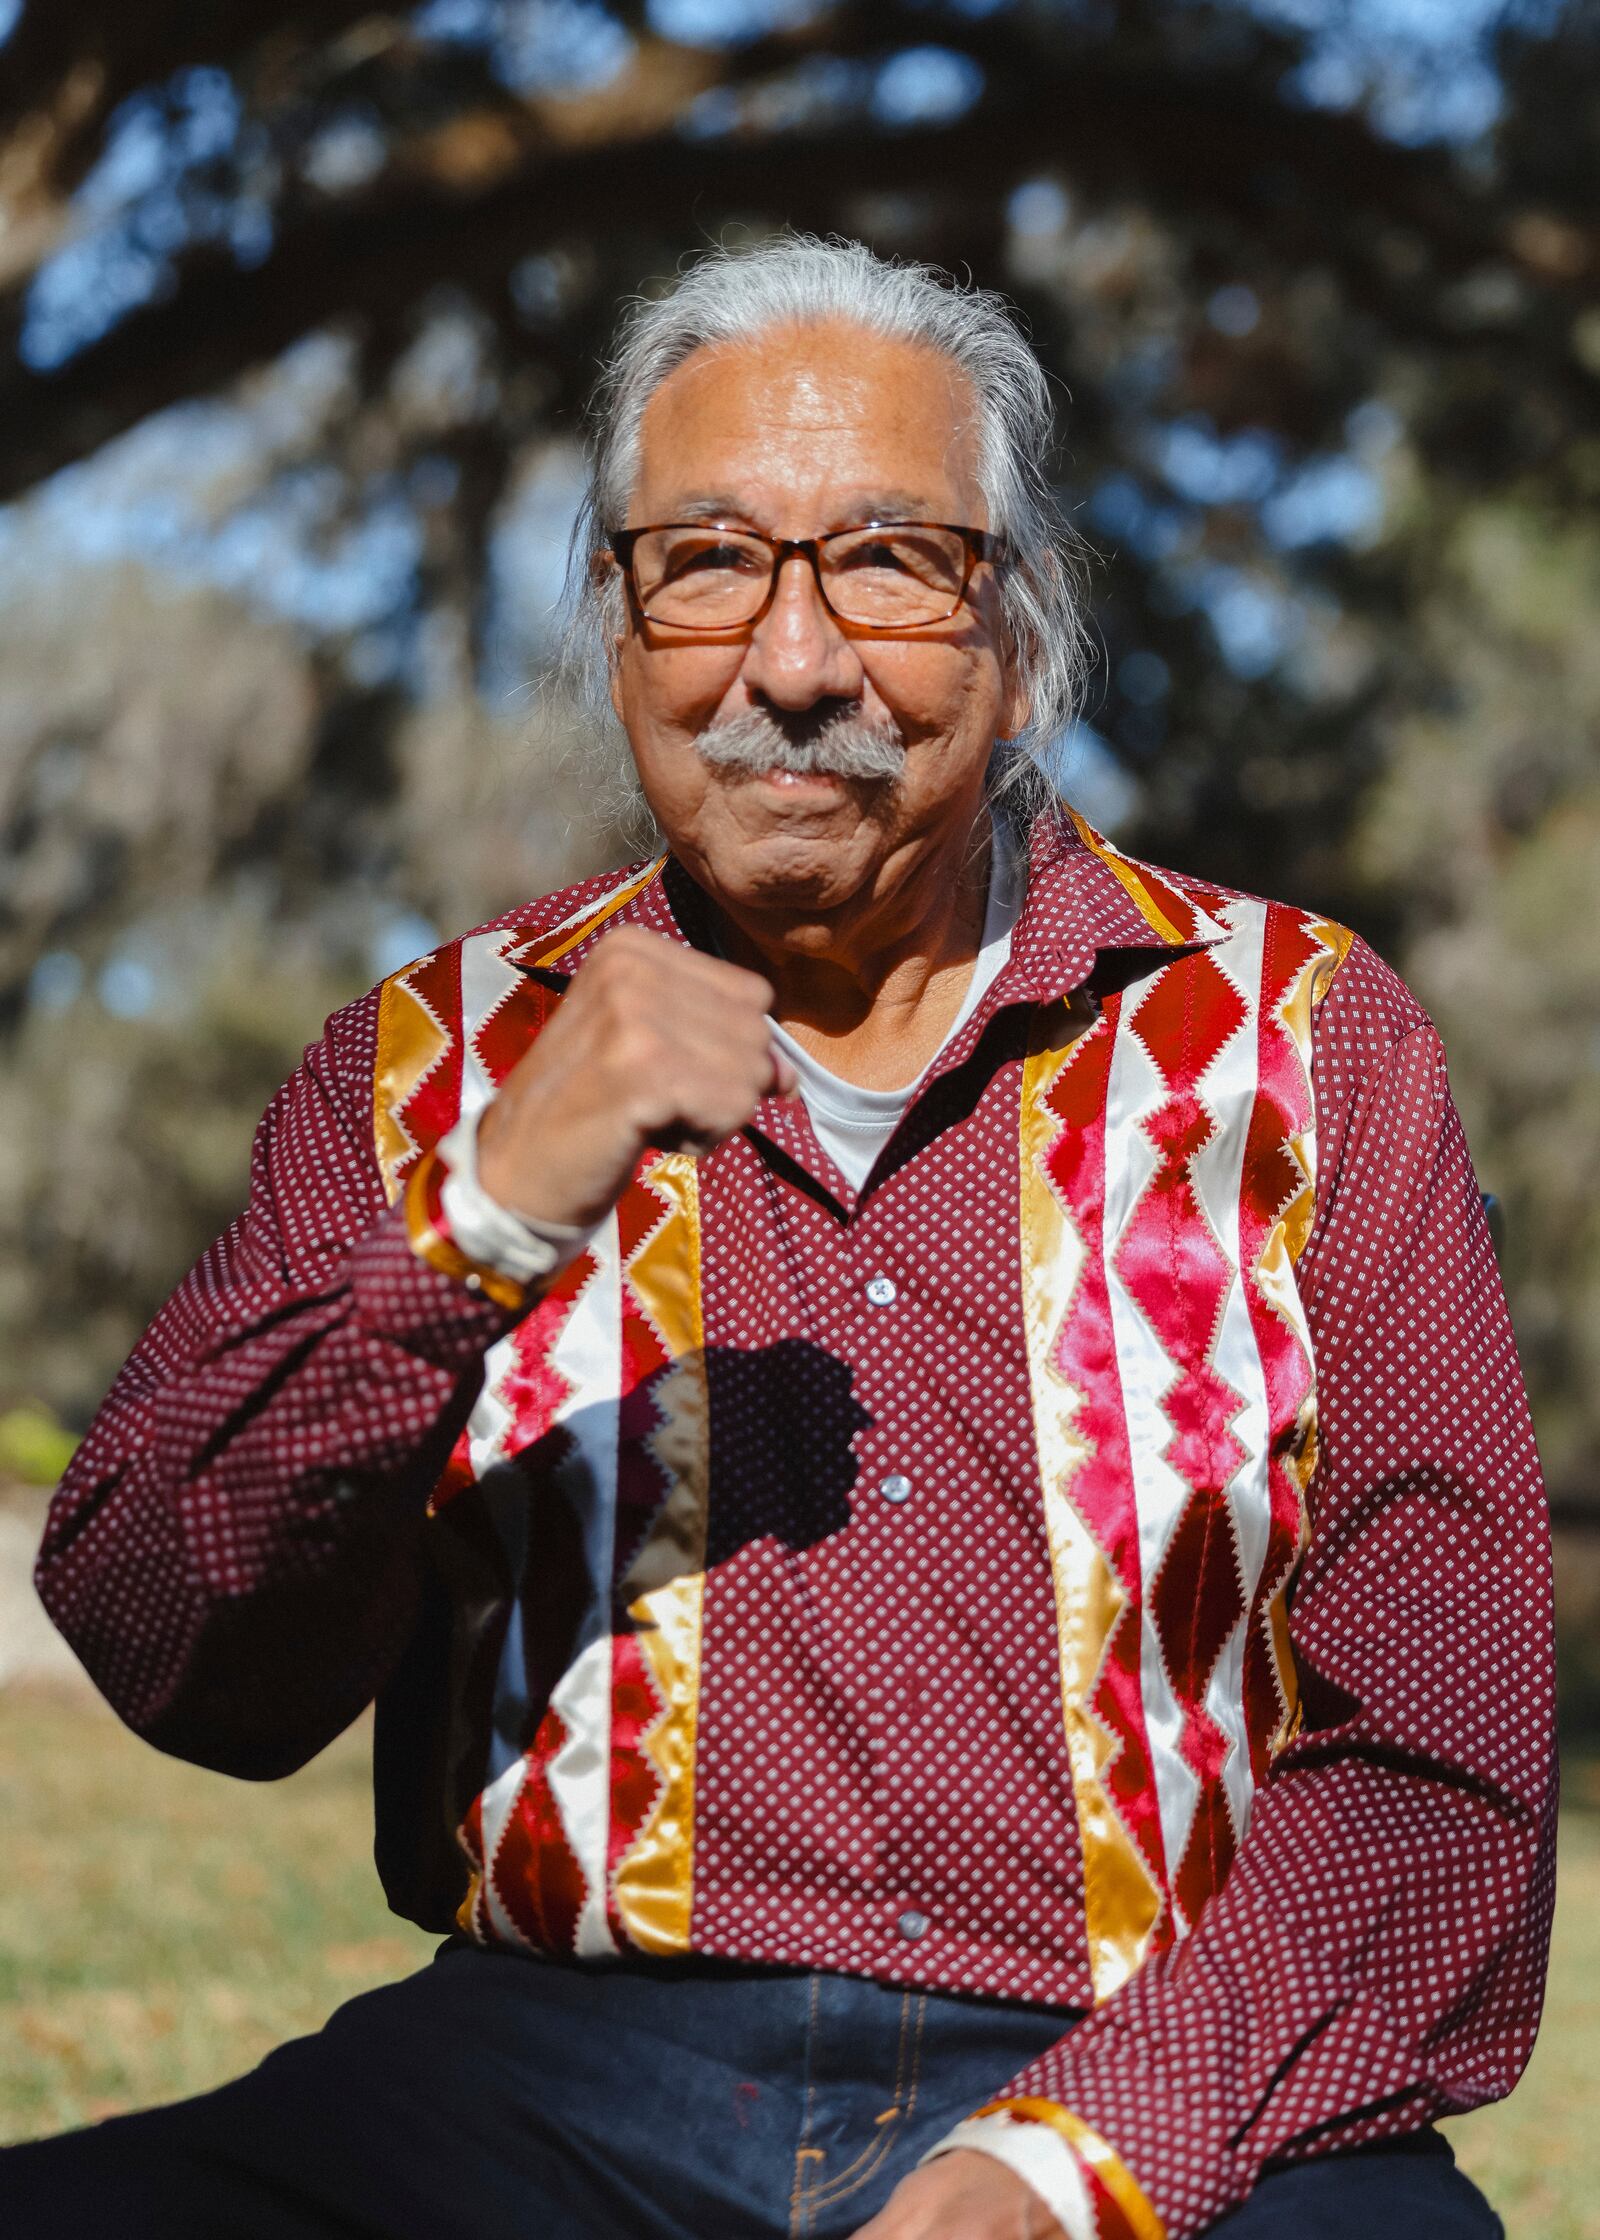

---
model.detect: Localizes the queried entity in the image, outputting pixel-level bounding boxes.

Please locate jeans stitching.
[804,1991,929,2220]
[788,1975,823,2239]
[802,1991,914,2212]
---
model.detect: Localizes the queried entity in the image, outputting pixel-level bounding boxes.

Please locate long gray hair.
[560,233,1093,831]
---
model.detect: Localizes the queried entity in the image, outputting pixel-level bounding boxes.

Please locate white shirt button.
[879,1473,913,1505]
[866,1274,897,1307]
[897,1909,931,1942]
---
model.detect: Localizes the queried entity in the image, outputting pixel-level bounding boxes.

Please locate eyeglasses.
[609,520,1001,632]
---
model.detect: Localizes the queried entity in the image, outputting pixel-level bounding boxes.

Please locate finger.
[653,1106,754,1158]
[634,1070,770,1148]
[588,927,774,1011]
[640,949,775,1014]
[573,971,776,1071]
[660,1131,724,1162]
[633,1013,788,1103]
[649,1020,794,1103]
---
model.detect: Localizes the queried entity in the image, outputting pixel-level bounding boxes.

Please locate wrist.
[424,1109,593,1292]
[922,2133,1090,2240]
[476,1094,611,1233]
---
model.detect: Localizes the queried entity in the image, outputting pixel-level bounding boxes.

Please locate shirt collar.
[512,806,1225,994]
[991,805,1226,1004]
[506,808,1226,1211]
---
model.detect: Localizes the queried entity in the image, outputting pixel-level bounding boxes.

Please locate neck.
[714,807,996,1090]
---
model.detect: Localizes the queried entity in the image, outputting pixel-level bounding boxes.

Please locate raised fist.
[476,926,796,1232]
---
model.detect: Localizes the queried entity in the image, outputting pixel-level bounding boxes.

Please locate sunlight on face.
[610,320,1024,943]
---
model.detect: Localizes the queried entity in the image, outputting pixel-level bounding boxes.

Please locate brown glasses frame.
[608,520,1003,632]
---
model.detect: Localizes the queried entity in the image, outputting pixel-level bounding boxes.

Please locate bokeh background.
[1,2,1596,2230]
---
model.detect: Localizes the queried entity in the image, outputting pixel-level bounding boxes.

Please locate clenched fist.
[477,926,797,1232]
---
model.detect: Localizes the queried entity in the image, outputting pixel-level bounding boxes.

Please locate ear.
[996,631,1031,744]
[593,550,629,723]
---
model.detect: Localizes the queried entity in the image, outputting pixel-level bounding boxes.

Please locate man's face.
[608,320,1026,939]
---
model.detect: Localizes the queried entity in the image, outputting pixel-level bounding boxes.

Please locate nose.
[739,548,864,713]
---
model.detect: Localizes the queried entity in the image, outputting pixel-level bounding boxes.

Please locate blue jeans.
[0,1944,1501,2237]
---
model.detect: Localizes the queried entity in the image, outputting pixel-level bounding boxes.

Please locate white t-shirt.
[768,819,1025,1191]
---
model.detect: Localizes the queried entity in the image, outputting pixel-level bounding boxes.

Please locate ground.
[0,1673,1593,2235]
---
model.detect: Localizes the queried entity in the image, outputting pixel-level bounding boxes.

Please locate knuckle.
[618,1023,664,1075]
[592,926,649,981]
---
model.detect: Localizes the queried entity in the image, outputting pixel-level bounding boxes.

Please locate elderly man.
[9,238,1552,2240]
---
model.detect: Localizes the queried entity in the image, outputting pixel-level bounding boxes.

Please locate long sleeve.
[961,940,1558,2236]
[33,989,524,1778]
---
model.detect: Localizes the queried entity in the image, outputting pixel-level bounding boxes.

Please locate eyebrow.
[646,488,947,529]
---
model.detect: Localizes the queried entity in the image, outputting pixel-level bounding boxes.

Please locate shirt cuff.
[922,2116,1094,2239]
[435,1107,592,1286]
[923,2103,1164,2240]
[347,1199,528,1369]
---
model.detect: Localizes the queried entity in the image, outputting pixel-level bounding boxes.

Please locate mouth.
[750,765,849,792]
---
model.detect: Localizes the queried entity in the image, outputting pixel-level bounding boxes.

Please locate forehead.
[629,319,985,527]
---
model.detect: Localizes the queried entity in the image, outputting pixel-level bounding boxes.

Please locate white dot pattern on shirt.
[685,1000,1104,2002]
[33,843,1556,2240]
[990,937,1556,2233]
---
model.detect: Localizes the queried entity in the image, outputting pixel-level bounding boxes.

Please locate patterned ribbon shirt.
[37,812,1557,2239]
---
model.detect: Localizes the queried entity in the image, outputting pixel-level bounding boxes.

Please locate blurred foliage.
[0,1408,76,1486]
[1,0,1599,1563]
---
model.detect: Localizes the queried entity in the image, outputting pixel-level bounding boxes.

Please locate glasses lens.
[822,526,968,625]
[631,528,772,625]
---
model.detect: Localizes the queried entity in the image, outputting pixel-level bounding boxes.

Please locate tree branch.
[0,60,1581,503]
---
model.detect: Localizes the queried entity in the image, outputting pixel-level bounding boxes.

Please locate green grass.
[0,1688,435,2139]
[1443,1771,1600,2240]
[0,1688,1594,2234]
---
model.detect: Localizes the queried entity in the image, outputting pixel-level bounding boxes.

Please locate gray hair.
[560,233,1093,832]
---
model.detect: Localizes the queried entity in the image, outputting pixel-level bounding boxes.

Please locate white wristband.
[922,2114,1095,2240]
[436,1107,592,1286]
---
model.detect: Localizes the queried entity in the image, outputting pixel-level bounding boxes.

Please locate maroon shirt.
[36,815,1556,2236]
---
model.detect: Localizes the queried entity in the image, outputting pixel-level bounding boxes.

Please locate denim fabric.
[0,1944,1500,2238]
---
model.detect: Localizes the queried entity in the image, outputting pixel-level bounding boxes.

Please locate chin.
[705,824,873,918]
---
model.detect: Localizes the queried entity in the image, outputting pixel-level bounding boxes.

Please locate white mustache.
[696,708,907,783]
